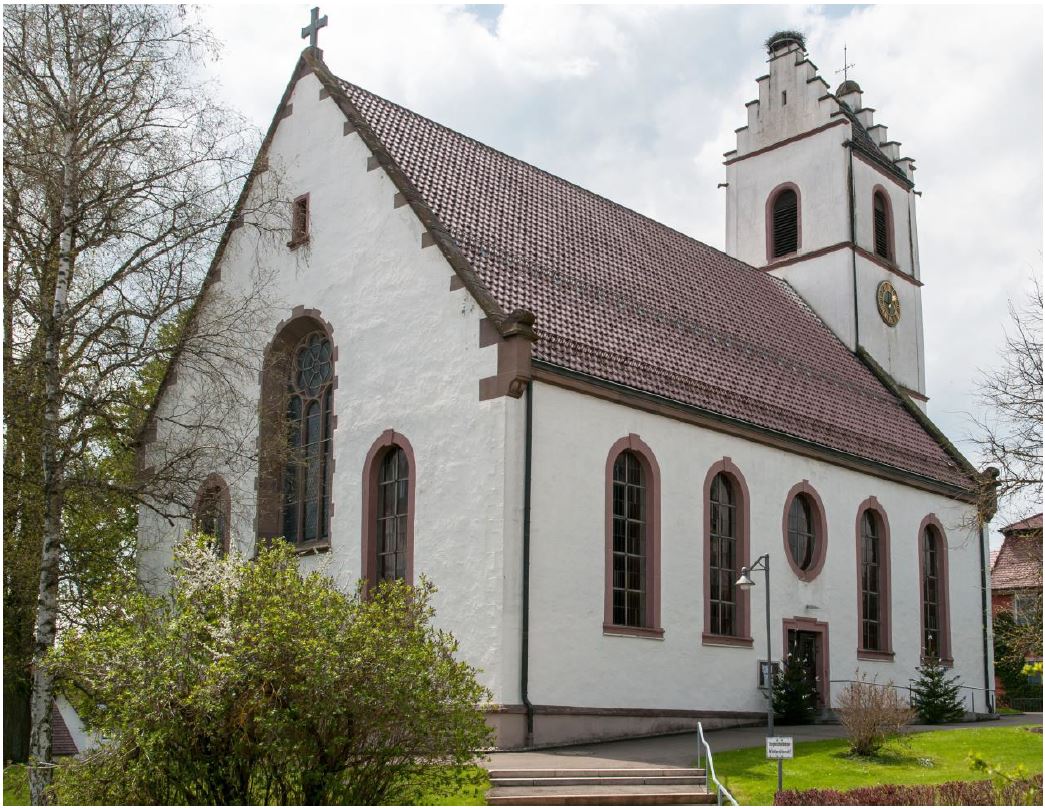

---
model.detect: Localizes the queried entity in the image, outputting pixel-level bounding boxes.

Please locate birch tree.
[3,6,282,801]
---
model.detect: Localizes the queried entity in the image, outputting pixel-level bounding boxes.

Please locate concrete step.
[492,775,707,787]
[486,785,716,806]
[488,768,706,780]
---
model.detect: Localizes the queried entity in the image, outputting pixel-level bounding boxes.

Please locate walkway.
[483,714,1042,771]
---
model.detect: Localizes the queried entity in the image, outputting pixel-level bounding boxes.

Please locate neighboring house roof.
[314,54,973,492]
[1000,513,1044,536]
[990,548,1001,572]
[991,534,1043,592]
[52,701,78,756]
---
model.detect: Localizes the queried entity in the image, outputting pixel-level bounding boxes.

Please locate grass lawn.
[713,725,1043,806]
[3,764,29,806]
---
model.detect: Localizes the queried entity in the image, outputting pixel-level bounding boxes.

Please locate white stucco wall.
[137,71,523,704]
[526,380,989,714]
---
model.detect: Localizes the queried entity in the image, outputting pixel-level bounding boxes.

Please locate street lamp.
[737,553,782,792]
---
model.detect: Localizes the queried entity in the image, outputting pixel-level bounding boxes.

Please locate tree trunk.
[28,129,75,806]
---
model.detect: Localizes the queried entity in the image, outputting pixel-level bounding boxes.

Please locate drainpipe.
[979,520,994,712]
[521,380,535,745]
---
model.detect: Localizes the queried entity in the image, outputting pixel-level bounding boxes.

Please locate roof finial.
[835,43,856,83]
[302,6,328,50]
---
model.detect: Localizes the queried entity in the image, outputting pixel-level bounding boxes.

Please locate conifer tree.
[772,651,818,725]
[910,658,966,723]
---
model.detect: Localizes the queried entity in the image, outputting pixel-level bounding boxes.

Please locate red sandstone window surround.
[918,514,952,664]
[782,481,828,582]
[766,182,801,261]
[702,458,752,647]
[603,435,663,638]
[856,497,893,660]
[193,473,231,556]
[289,193,310,247]
[361,430,416,587]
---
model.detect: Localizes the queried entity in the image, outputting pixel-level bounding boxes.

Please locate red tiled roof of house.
[990,549,1001,572]
[1000,513,1043,535]
[991,534,1043,591]
[52,701,78,756]
[322,65,975,490]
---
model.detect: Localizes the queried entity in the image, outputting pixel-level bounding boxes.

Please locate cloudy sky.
[201,3,1042,529]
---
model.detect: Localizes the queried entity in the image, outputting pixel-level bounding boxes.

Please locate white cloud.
[201,3,1043,529]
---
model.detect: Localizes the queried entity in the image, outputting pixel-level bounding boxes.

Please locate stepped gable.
[333,73,973,490]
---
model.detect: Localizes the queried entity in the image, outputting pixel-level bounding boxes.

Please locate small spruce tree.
[910,657,966,723]
[772,652,818,725]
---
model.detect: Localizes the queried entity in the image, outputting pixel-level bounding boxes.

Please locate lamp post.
[737,553,782,793]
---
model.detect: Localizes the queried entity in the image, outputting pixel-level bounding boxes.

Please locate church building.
[138,30,996,748]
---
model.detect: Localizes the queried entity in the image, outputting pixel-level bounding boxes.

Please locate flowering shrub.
[773,775,1043,805]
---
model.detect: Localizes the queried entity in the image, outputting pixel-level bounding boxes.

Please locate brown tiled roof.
[319,59,975,491]
[1001,513,1043,535]
[52,701,78,756]
[991,534,1043,591]
[990,549,1000,571]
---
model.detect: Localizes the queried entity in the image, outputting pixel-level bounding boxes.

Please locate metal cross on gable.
[302,6,328,49]
[834,43,856,82]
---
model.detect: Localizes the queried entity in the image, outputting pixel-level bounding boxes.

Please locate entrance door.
[787,629,822,705]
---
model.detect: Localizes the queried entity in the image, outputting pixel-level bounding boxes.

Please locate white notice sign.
[766,736,794,759]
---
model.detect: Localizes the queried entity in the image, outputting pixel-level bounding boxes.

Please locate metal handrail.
[697,721,738,807]
[828,679,997,714]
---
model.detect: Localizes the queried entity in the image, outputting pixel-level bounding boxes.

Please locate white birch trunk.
[28,128,76,807]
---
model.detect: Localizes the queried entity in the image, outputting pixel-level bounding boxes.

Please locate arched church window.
[919,517,951,662]
[769,186,799,259]
[256,310,337,552]
[873,189,892,260]
[282,333,334,544]
[782,482,828,581]
[362,430,416,586]
[194,474,230,556]
[604,435,662,637]
[708,473,738,635]
[856,498,892,658]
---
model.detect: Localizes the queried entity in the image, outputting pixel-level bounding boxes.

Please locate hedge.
[774,775,1043,805]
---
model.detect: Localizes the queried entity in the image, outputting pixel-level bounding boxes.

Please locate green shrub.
[772,652,817,725]
[910,657,966,723]
[49,539,492,805]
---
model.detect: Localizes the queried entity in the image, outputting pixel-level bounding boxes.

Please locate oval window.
[787,494,816,571]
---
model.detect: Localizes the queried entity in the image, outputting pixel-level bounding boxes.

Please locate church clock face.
[876,281,901,326]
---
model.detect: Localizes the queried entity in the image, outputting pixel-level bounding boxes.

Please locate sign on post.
[766,736,794,759]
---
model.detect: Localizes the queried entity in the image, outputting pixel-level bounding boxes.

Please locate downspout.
[521,380,535,745]
[979,520,994,712]
[846,142,860,348]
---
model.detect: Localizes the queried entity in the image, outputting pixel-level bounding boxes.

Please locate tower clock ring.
[876,280,901,326]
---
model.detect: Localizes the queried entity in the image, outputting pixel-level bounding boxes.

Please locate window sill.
[702,633,754,648]
[922,656,954,668]
[287,236,310,250]
[294,539,330,556]
[857,649,895,662]
[603,624,665,640]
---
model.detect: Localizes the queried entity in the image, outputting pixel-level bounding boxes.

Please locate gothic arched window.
[873,189,893,260]
[603,435,662,637]
[194,474,231,556]
[281,333,334,545]
[702,459,752,646]
[256,310,337,551]
[769,185,800,259]
[362,430,416,587]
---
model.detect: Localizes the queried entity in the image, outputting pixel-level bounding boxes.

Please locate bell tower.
[723,32,928,409]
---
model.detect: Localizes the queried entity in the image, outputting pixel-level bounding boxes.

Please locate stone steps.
[486,767,715,806]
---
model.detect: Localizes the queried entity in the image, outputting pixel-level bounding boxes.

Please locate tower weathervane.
[834,43,856,83]
[302,6,328,50]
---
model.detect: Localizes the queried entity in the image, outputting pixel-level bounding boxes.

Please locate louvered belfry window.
[873,192,890,259]
[771,188,799,258]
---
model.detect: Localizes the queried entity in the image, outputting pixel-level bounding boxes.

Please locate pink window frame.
[765,181,802,263]
[918,514,953,666]
[855,496,894,660]
[782,480,829,582]
[603,434,663,638]
[361,429,417,587]
[871,185,895,263]
[702,457,753,647]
